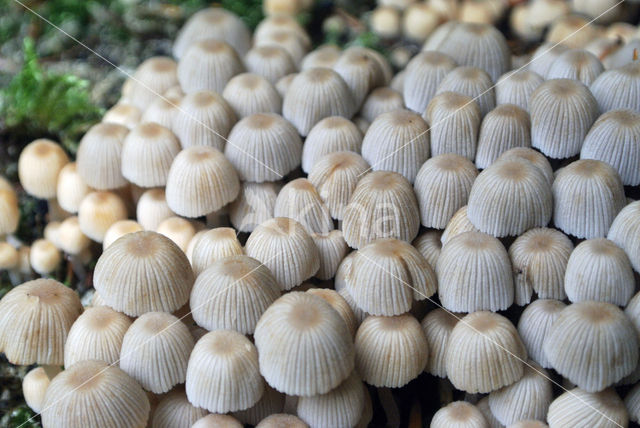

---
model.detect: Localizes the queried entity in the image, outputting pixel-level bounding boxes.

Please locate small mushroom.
[431,401,488,428]
[18,139,69,199]
[517,299,566,369]
[302,116,362,174]
[547,388,628,428]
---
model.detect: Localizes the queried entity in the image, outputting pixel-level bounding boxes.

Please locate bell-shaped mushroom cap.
[467,157,552,237]
[186,330,263,412]
[437,231,514,312]
[301,116,363,174]
[256,414,309,428]
[498,147,553,185]
[245,217,319,290]
[441,205,479,245]
[254,27,310,66]
[142,95,182,130]
[360,87,405,123]
[22,367,51,413]
[475,104,531,169]
[564,238,634,306]
[276,73,297,97]
[222,73,282,119]
[517,299,566,369]
[495,70,544,111]
[333,46,385,108]
[488,361,552,426]
[508,421,548,428]
[282,68,356,136]
[77,123,129,190]
[307,288,358,338]
[476,396,503,428]
[254,292,355,396]
[177,39,244,94]
[127,57,178,110]
[172,90,236,151]
[301,45,341,71]
[310,230,348,280]
[412,230,442,269]
[93,231,195,316]
[590,62,640,113]
[29,238,61,275]
[0,278,82,365]
[233,384,285,425]
[414,154,478,229]
[136,188,174,231]
[528,42,569,78]
[57,216,91,255]
[255,14,310,47]
[42,360,150,428]
[425,91,481,161]
[609,201,640,272]
[361,109,430,183]
[553,159,626,239]
[193,414,244,428]
[56,162,92,214]
[156,216,196,252]
[529,79,598,159]
[544,301,638,392]
[545,14,600,49]
[546,49,604,86]
[625,383,640,423]
[226,113,301,182]
[308,152,369,220]
[120,311,194,394]
[343,171,420,249]
[436,66,495,116]
[18,139,69,199]
[165,146,240,218]
[64,306,132,367]
[581,109,640,186]
[190,255,280,334]
[626,291,640,337]
[431,401,488,428]
[274,179,332,234]
[355,314,428,387]
[446,311,526,393]
[103,220,143,250]
[403,50,457,113]
[245,45,296,85]
[509,228,573,304]
[421,308,462,378]
[0,185,19,236]
[229,182,279,233]
[190,227,244,276]
[547,388,628,428]
[77,191,128,243]
[297,371,365,428]
[121,122,181,187]
[152,388,208,428]
[346,238,436,316]
[426,22,510,82]
[103,102,141,129]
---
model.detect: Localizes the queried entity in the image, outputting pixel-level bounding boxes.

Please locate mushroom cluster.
[3,2,640,428]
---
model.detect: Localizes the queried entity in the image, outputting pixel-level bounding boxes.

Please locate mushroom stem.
[438,377,454,405]
[378,387,401,428]
[8,269,21,286]
[67,254,86,281]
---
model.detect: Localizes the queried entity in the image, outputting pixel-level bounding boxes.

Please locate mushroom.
[309,230,348,280]
[301,116,362,174]
[76,123,129,190]
[151,388,208,428]
[136,188,175,231]
[126,56,178,110]
[436,66,496,116]
[420,308,462,378]
[78,191,128,242]
[546,49,604,86]
[229,182,280,233]
[475,104,531,169]
[517,299,566,369]
[29,238,61,275]
[431,401,489,428]
[18,139,69,199]
[590,62,640,113]
[22,366,53,413]
[495,70,544,111]
[244,45,296,85]
[56,162,92,214]
[103,220,143,250]
[274,178,333,234]
[102,102,141,129]
[189,227,244,275]
[222,73,282,119]
[333,46,385,108]
[256,414,308,428]
[301,45,342,70]
[370,6,401,39]
[360,87,405,123]
[233,384,285,426]
[156,216,197,252]
[412,230,442,269]
[547,388,628,428]
[608,200,640,272]
[306,288,357,338]
[528,42,569,78]
[441,205,479,245]
[141,95,182,130]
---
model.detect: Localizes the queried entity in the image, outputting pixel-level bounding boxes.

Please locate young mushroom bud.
[128,57,178,110]
[157,216,196,252]
[256,414,308,428]
[177,39,244,94]
[333,46,385,108]
[254,29,310,65]
[189,227,244,276]
[0,185,19,237]
[403,51,457,114]
[431,401,488,428]
[301,45,341,71]
[360,87,405,123]
[76,123,129,190]
[590,62,640,113]
[222,73,282,119]
[244,45,296,85]
[310,230,348,280]
[546,49,604,86]
[495,70,544,111]
[421,309,461,378]
[370,6,401,39]
[229,182,280,233]
[29,238,61,275]
[102,102,141,129]
[402,3,440,42]
[301,116,363,174]
[547,388,628,428]
[274,178,333,234]
[152,388,208,428]
[22,367,52,413]
[436,66,496,116]
[18,139,69,199]
[255,15,310,49]
[57,216,91,255]
[136,188,174,231]
[475,104,531,169]
[608,201,640,273]
[142,95,182,131]
[56,162,92,214]
[78,191,128,242]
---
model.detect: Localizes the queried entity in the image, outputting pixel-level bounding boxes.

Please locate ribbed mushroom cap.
[297,371,365,428]
[421,308,462,377]
[136,188,174,231]
[127,57,178,110]
[625,383,640,424]
[403,51,457,113]
[475,104,531,169]
[497,147,553,186]
[431,401,488,428]
[165,146,240,218]
[333,46,385,108]
[120,312,194,394]
[156,216,196,252]
[0,278,82,365]
[255,292,354,396]
[343,171,420,249]
[425,22,510,82]
[441,205,479,245]
[273,179,331,234]
[233,384,285,426]
[56,162,92,214]
[190,227,244,276]
[436,66,495,116]
[222,73,282,119]
[488,361,552,426]
[547,388,628,428]
[103,102,141,129]
[307,288,357,338]
[172,90,236,151]
[29,238,61,275]
[0,186,19,236]
[190,255,280,334]
[229,181,280,232]
[18,139,69,199]
[529,79,598,159]
[564,238,634,306]
[255,28,310,66]
[546,14,600,49]
[547,49,604,86]
[507,421,548,428]
[256,414,309,428]
[282,68,356,136]
[276,73,297,97]
[425,91,481,160]
[355,314,428,387]
[93,231,194,316]
[142,95,181,130]
[301,116,362,174]
[517,299,566,369]
[193,414,244,428]
[245,45,296,84]
[41,360,150,428]
[467,157,552,237]
[476,395,503,428]
[310,230,348,280]
[245,217,319,290]
[552,159,626,239]
[360,87,405,123]
[177,39,244,94]
[445,311,526,393]
[437,231,514,312]
[509,228,573,304]
[590,62,640,113]
[152,388,208,428]
[22,367,51,413]
[121,122,181,187]
[544,301,638,392]
[78,191,128,242]
[609,200,640,272]
[64,306,131,367]
[414,154,478,229]
[186,330,263,412]
[528,42,569,78]
[495,70,544,111]
[255,13,310,44]
[57,216,91,255]
[77,123,129,190]
[581,109,640,186]
[301,45,341,70]
[412,230,442,269]
[345,238,436,316]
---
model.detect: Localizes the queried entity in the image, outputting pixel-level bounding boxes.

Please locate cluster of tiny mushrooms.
[2,0,640,427]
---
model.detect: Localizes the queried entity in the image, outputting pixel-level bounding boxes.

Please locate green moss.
[1,405,40,428]
[220,0,264,30]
